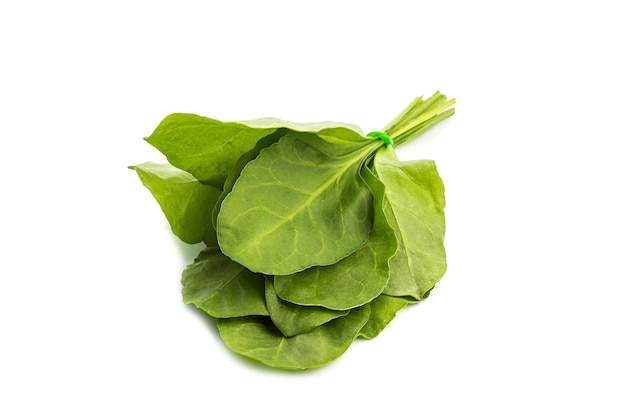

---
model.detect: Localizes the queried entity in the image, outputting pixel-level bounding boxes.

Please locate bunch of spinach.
[130,92,454,370]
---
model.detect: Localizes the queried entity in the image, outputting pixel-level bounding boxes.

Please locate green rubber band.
[367,131,394,147]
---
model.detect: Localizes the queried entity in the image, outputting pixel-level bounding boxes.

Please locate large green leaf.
[145,114,369,189]
[130,162,221,245]
[265,277,348,337]
[217,135,378,275]
[217,305,371,370]
[145,114,276,188]
[210,127,373,229]
[181,246,268,318]
[359,295,411,339]
[374,147,447,300]
[273,166,396,310]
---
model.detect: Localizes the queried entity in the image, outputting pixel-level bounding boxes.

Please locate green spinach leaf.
[217,135,379,275]
[265,277,348,337]
[210,126,370,229]
[145,114,276,188]
[130,162,221,245]
[217,305,370,370]
[374,147,447,300]
[359,295,411,339]
[182,246,268,318]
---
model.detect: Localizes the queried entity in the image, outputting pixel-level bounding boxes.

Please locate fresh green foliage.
[130,162,221,245]
[217,305,371,370]
[131,92,455,370]
[373,147,447,300]
[272,167,396,310]
[265,277,348,337]
[181,246,268,318]
[359,294,413,339]
[145,114,276,188]
[217,135,377,275]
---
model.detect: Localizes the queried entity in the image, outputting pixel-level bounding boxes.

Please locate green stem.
[382,92,456,148]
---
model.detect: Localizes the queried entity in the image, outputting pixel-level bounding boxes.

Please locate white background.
[1,1,624,414]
